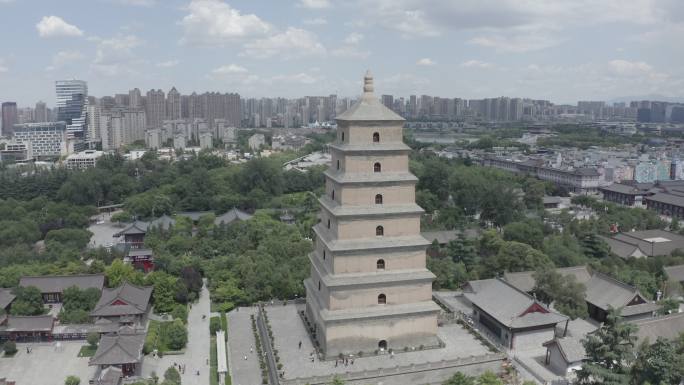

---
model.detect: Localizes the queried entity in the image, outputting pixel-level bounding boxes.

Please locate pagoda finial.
[363,70,374,94]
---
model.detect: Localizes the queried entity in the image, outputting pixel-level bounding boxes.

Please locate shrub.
[3,341,17,355]
[166,319,188,350]
[87,332,100,348]
[65,376,80,385]
[171,304,188,323]
[210,316,221,334]
[163,366,181,384]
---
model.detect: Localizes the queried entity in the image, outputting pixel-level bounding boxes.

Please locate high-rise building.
[145,89,165,129]
[56,80,88,140]
[129,88,142,109]
[35,101,48,122]
[86,105,102,144]
[305,72,439,359]
[166,87,181,120]
[1,102,18,137]
[381,94,393,110]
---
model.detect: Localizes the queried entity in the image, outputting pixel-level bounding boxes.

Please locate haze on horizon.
[0,0,683,106]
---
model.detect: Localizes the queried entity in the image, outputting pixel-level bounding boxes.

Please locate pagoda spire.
[363,70,374,94]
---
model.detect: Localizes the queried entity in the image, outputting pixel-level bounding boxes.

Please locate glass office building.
[56,80,88,139]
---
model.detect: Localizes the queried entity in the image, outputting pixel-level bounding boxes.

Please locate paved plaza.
[142,282,211,385]
[0,341,96,385]
[226,306,262,385]
[264,303,491,380]
[88,211,123,248]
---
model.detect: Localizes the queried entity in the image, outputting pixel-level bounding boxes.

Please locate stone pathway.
[142,282,210,384]
[227,307,262,385]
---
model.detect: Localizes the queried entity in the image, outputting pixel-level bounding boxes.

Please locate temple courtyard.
[0,341,96,385]
[228,303,504,385]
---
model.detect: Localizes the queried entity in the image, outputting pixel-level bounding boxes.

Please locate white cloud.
[156,59,179,68]
[298,0,331,9]
[608,59,653,76]
[46,50,84,71]
[272,73,318,84]
[343,32,364,45]
[92,35,143,76]
[461,60,493,69]
[212,64,248,75]
[36,16,84,38]
[416,58,436,66]
[303,17,327,25]
[241,27,326,59]
[179,0,271,46]
[468,33,561,53]
[331,46,370,59]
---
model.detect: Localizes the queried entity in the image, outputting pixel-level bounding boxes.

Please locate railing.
[280,353,506,385]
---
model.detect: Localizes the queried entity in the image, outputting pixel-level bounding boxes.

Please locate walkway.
[142,281,210,384]
[227,307,262,385]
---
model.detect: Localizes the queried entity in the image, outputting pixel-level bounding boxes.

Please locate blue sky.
[0,0,683,106]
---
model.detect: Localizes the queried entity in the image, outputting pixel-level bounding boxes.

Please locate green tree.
[484,241,553,276]
[443,372,476,385]
[671,216,680,231]
[166,319,188,350]
[87,332,100,348]
[477,371,503,385]
[3,340,17,355]
[533,267,587,319]
[503,220,544,249]
[105,259,144,287]
[163,366,181,385]
[145,271,178,314]
[631,337,684,385]
[575,308,637,385]
[10,286,45,316]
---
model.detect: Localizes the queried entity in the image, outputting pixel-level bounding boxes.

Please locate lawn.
[210,336,218,385]
[78,345,97,357]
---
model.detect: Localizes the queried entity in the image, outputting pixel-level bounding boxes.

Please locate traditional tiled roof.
[2,315,54,332]
[645,192,684,207]
[503,266,592,293]
[148,214,176,231]
[176,211,213,221]
[633,313,684,344]
[90,282,152,317]
[19,274,105,294]
[214,207,253,225]
[606,230,684,258]
[584,272,648,311]
[665,264,684,282]
[335,71,405,122]
[543,337,586,363]
[599,236,646,259]
[95,366,122,385]
[0,288,16,309]
[127,248,154,257]
[463,278,567,329]
[113,221,149,237]
[89,332,145,366]
[421,229,480,245]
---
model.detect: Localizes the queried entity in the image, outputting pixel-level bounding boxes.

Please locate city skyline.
[0,0,683,106]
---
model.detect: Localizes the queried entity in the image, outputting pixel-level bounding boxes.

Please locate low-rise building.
[0,315,54,342]
[90,282,152,324]
[12,121,68,158]
[19,274,105,303]
[463,278,569,351]
[248,133,265,151]
[543,337,586,376]
[89,329,146,377]
[65,150,104,169]
[601,229,684,259]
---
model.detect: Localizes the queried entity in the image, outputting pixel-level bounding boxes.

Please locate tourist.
[298,340,302,349]
[244,355,248,360]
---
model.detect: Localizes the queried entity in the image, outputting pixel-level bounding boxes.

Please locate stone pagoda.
[305,71,440,359]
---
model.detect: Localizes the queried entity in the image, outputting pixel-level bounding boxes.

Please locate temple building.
[304,71,440,359]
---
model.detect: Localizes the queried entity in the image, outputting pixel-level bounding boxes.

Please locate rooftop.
[89,332,145,366]
[463,278,568,329]
[90,282,152,317]
[633,313,684,344]
[19,274,105,294]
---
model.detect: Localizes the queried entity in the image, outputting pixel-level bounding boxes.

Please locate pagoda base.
[304,285,440,359]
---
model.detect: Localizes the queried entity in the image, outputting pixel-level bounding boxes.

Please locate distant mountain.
[607,94,684,104]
